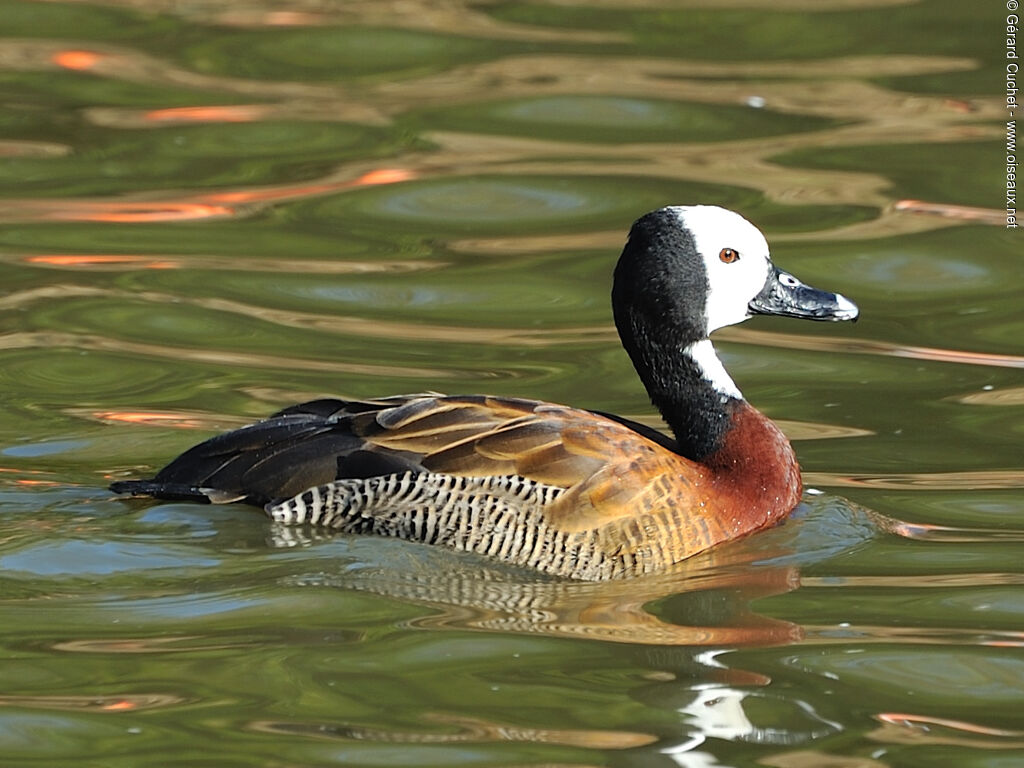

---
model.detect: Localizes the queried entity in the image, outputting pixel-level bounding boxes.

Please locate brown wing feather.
[390,399,673,498]
[471,419,562,459]
[383,398,714,546]
[360,398,607,486]
[512,441,601,487]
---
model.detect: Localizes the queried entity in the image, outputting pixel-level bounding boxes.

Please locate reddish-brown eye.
[719,248,740,263]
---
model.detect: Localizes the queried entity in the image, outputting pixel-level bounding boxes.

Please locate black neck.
[612,210,738,461]
[614,315,737,461]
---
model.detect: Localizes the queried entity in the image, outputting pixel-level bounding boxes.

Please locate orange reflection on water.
[73,407,250,431]
[16,255,436,275]
[3,200,236,224]
[0,467,60,488]
[203,167,416,205]
[26,254,180,269]
[144,104,272,123]
[92,410,214,429]
[52,49,103,71]
[101,699,138,712]
[3,167,415,225]
[354,168,417,186]
[894,199,1006,225]
[0,693,180,713]
[88,202,235,223]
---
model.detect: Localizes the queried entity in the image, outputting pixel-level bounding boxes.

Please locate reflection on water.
[806,470,1024,491]
[0,0,1021,766]
[271,530,806,647]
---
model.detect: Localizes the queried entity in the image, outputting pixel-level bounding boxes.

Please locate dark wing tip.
[109,479,215,504]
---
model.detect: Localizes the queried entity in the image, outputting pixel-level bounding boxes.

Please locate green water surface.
[0,1,1021,766]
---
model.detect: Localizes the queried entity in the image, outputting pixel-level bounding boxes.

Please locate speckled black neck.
[612,208,739,461]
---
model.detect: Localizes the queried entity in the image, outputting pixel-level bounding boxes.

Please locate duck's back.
[120,395,621,501]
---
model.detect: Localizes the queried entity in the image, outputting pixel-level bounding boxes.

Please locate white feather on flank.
[685,339,742,400]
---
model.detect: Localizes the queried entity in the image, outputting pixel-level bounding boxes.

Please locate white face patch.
[669,205,773,334]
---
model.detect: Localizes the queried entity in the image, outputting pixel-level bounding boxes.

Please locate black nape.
[611,208,735,461]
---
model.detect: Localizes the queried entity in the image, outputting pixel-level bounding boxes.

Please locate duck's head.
[613,205,858,345]
[612,205,858,420]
